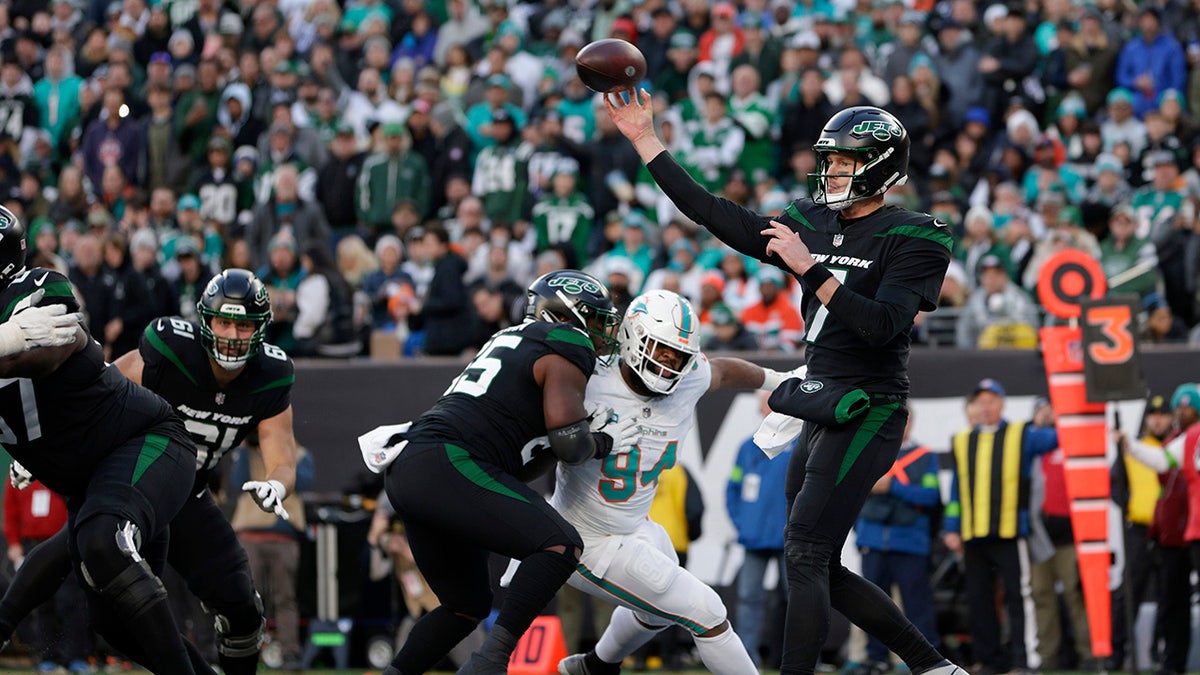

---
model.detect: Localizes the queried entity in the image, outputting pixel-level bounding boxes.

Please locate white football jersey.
[552,353,712,538]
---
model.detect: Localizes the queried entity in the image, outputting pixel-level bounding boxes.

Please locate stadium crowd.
[0,0,1199,359]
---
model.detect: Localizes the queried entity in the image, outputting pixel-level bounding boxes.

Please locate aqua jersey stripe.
[546,326,595,351]
[575,562,712,634]
[445,444,530,503]
[836,401,902,485]
[251,374,295,393]
[143,324,199,386]
[132,434,170,485]
[873,225,954,252]
[783,203,816,231]
[0,280,76,322]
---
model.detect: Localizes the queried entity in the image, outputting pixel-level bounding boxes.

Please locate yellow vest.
[952,421,1027,541]
[648,464,691,553]
[1125,436,1163,526]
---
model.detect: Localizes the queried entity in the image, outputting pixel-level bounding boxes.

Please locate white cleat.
[558,654,592,675]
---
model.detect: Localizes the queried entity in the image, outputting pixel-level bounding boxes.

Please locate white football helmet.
[618,290,700,395]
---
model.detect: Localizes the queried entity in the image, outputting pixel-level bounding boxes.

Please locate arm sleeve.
[820,235,950,347]
[646,152,773,260]
[822,283,925,349]
[1128,439,1172,473]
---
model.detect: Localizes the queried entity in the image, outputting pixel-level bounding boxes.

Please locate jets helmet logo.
[547,276,602,296]
[800,380,824,393]
[850,120,902,141]
[255,283,268,304]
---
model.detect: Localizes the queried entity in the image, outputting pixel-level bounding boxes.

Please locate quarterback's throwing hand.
[243,480,290,520]
[762,220,815,274]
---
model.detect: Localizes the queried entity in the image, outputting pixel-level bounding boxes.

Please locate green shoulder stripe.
[0,280,75,322]
[874,224,954,252]
[252,374,295,394]
[783,203,816,231]
[546,326,595,351]
[144,325,199,386]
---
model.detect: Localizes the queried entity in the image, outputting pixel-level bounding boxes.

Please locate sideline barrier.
[291,347,1199,494]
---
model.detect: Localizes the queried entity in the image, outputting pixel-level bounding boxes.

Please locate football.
[574,38,647,93]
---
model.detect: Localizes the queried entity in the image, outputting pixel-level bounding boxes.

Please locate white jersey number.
[184,419,239,471]
[444,334,523,397]
[804,268,849,343]
[0,378,40,444]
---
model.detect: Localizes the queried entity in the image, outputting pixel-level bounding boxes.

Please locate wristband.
[760,368,786,391]
[801,264,834,291]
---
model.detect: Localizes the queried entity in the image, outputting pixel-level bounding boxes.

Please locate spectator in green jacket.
[1100,202,1160,298]
[356,122,431,237]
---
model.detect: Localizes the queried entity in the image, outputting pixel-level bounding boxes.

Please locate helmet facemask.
[810,145,905,211]
[198,304,271,370]
[618,291,700,395]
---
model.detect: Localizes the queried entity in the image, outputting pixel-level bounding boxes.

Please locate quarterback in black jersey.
[0,269,297,675]
[0,207,211,674]
[606,96,962,675]
[374,270,633,675]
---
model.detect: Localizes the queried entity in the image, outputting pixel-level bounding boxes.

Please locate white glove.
[0,289,82,357]
[242,480,290,520]
[8,461,32,490]
[761,364,808,391]
[597,413,641,457]
[587,405,618,432]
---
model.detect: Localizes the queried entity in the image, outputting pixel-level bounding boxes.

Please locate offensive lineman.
[553,290,801,675]
[0,207,210,673]
[605,93,962,675]
[372,270,634,675]
[2,269,297,675]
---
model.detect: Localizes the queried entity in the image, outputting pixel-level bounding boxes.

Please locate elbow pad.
[548,419,600,465]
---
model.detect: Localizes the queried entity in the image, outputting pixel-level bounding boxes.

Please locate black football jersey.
[645,153,952,395]
[408,320,597,475]
[0,269,191,496]
[139,317,294,480]
[777,200,951,393]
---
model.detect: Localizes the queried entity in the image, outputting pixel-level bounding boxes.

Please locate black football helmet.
[0,205,26,290]
[525,269,621,362]
[809,106,910,210]
[197,268,273,369]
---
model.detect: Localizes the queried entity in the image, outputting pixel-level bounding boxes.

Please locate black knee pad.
[90,558,168,622]
[75,515,140,589]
